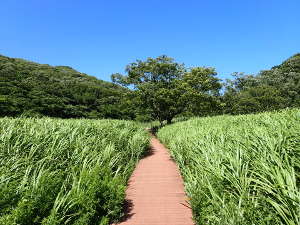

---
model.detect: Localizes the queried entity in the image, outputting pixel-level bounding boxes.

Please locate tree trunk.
[159,120,164,127]
[167,118,172,124]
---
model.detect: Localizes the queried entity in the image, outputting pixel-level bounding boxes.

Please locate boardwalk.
[115,137,194,225]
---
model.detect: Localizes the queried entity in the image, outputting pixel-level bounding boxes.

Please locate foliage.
[158,109,300,225]
[0,118,149,225]
[223,54,300,114]
[259,53,300,107]
[0,55,133,119]
[1,52,300,120]
[112,55,222,124]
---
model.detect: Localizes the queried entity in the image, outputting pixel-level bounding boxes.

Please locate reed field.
[158,109,300,225]
[0,118,149,225]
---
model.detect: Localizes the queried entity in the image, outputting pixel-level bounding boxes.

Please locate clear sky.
[1,0,299,81]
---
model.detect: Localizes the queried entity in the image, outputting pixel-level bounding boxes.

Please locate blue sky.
[1,0,299,81]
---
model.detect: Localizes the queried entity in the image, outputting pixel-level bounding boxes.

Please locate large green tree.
[112,55,222,124]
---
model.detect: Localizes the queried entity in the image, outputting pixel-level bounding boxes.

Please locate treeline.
[223,53,300,114]
[0,53,299,121]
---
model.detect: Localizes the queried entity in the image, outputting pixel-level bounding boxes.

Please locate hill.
[271,53,300,72]
[1,53,299,120]
[224,53,300,114]
[259,53,300,107]
[0,55,133,119]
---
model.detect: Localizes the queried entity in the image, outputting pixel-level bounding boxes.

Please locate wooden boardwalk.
[114,137,194,225]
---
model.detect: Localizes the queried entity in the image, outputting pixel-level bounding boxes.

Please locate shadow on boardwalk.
[117,199,135,223]
[113,136,194,225]
[115,144,155,224]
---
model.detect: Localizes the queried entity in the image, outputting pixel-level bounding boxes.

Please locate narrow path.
[114,136,194,225]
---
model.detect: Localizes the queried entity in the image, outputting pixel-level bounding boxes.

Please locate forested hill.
[1,53,299,120]
[271,53,300,72]
[259,53,300,108]
[0,55,133,119]
[223,53,300,114]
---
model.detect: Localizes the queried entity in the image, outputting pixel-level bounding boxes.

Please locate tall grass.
[158,109,300,225]
[0,118,149,225]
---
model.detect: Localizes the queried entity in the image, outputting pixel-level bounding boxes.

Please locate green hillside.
[223,53,300,115]
[1,53,300,121]
[0,55,133,119]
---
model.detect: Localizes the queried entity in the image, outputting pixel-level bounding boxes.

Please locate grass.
[157,109,300,225]
[0,118,149,225]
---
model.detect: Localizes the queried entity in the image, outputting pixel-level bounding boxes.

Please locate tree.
[182,67,222,116]
[111,55,222,124]
[259,53,300,107]
[223,53,300,114]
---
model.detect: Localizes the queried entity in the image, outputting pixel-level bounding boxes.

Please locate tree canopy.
[0,55,133,119]
[223,53,300,114]
[112,55,222,124]
[1,53,299,121]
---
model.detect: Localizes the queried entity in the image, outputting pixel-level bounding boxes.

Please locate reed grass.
[0,118,149,225]
[158,109,300,225]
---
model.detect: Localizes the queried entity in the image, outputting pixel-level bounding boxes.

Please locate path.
[114,136,194,225]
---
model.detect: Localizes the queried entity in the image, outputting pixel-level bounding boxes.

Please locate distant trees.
[1,53,299,121]
[111,55,222,124]
[223,54,300,114]
[0,55,132,119]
